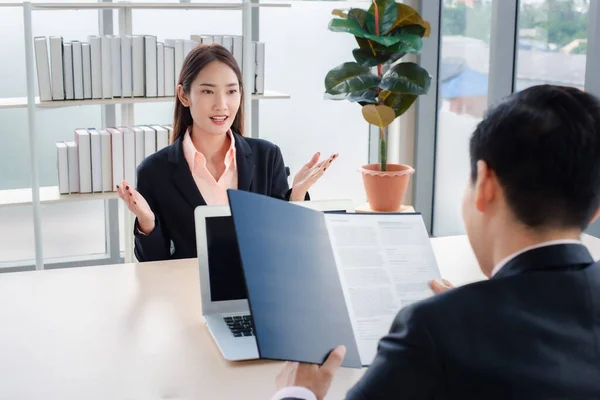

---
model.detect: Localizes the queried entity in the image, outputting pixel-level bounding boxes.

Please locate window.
[516,0,588,91]
[433,0,493,236]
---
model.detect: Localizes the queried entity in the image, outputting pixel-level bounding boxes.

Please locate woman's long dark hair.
[171,44,245,144]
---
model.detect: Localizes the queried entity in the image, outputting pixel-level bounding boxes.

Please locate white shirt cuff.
[271,386,317,400]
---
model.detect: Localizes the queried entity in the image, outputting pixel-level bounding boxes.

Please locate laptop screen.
[206,215,247,302]
[205,210,349,303]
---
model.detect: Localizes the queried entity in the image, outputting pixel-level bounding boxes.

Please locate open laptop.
[194,199,355,361]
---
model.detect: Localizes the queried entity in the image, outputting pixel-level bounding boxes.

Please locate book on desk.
[227,190,441,368]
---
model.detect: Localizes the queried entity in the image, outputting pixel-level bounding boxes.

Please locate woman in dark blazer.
[116,44,337,262]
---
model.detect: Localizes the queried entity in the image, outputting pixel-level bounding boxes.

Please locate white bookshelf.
[0,91,291,110]
[0,186,118,208]
[49,2,288,9]
[10,0,291,269]
[2,2,291,9]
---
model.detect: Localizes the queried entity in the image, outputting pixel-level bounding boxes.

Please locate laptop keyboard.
[223,315,255,337]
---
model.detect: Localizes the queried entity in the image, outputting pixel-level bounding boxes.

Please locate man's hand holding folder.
[271,279,454,400]
[275,346,347,400]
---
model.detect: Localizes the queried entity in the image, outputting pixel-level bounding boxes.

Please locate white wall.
[258,4,370,204]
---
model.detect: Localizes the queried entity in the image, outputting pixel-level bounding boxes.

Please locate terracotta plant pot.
[359,164,415,212]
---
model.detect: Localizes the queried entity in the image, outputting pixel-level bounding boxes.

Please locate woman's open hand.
[116,180,155,234]
[290,153,338,201]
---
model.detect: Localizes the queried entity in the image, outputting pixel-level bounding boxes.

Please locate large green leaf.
[390,24,426,37]
[386,51,407,65]
[355,37,377,55]
[328,18,369,38]
[362,104,396,128]
[374,33,422,54]
[378,91,418,117]
[348,8,376,34]
[388,3,430,37]
[325,62,381,96]
[347,89,379,104]
[363,32,407,47]
[347,8,367,27]
[352,48,393,67]
[380,62,431,95]
[368,0,398,34]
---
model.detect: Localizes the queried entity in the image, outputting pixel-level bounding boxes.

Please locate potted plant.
[324,0,431,211]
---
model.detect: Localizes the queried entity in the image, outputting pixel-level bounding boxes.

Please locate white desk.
[1,235,599,399]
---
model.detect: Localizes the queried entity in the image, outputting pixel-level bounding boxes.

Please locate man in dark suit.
[272,85,600,399]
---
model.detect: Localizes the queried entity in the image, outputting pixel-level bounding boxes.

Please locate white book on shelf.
[82,42,92,99]
[101,36,113,99]
[74,129,92,193]
[62,42,74,100]
[157,42,165,97]
[222,35,233,54]
[33,37,52,102]
[132,36,145,97]
[99,129,112,192]
[88,128,103,192]
[191,35,212,45]
[71,41,84,100]
[132,126,145,169]
[121,35,133,97]
[110,35,122,98]
[163,125,173,147]
[107,127,124,188]
[142,125,156,158]
[164,39,183,88]
[144,35,157,98]
[183,40,196,59]
[232,35,243,69]
[255,42,265,94]
[164,45,175,97]
[56,142,69,195]
[65,141,79,193]
[49,36,64,100]
[152,125,169,151]
[88,36,102,99]
[119,127,136,188]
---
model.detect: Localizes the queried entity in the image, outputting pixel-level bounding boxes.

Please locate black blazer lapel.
[235,133,255,191]
[493,243,594,279]
[168,136,206,208]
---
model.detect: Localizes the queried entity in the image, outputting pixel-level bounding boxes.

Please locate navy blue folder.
[227,189,362,368]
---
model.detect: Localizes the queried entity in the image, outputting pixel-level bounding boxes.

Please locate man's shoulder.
[399,267,598,329]
[399,279,504,324]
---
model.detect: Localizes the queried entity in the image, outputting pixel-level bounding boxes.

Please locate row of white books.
[56,125,172,195]
[35,34,266,102]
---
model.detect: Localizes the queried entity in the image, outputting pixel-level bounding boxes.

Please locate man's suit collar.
[492,243,594,279]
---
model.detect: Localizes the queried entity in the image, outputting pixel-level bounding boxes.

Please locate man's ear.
[590,206,600,224]
[177,85,189,107]
[474,160,497,213]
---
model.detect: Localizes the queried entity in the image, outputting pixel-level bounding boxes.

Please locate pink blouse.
[182,128,238,205]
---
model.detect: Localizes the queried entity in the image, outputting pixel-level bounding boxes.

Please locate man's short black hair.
[470,85,600,230]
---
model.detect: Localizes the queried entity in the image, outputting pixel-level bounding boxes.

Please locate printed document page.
[325,213,441,365]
